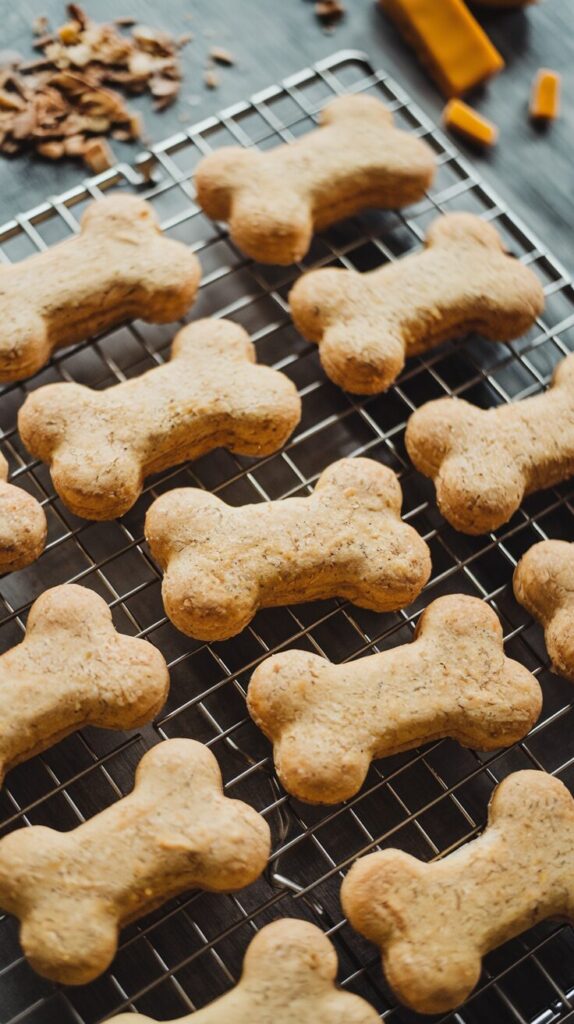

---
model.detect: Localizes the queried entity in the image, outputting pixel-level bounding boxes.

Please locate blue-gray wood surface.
[0,0,571,267]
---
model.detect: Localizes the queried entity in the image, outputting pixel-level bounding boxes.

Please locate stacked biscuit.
[0,91,572,1021]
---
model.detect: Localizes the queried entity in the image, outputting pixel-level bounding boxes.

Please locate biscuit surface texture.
[18,319,301,520]
[0,452,46,572]
[290,213,544,393]
[145,457,431,640]
[0,194,201,381]
[514,539,574,681]
[108,918,380,1023]
[195,94,435,264]
[0,738,270,984]
[0,584,169,786]
[406,352,574,533]
[342,770,574,1014]
[248,594,541,803]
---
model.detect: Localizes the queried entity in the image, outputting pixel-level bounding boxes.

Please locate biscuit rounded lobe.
[18,318,301,520]
[0,583,169,786]
[342,770,574,1013]
[514,539,574,681]
[290,212,544,393]
[0,738,270,984]
[248,594,541,803]
[0,194,201,383]
[145,457,431,641]
[0,451,47,572]
[195,94,436,265]
[406,352,574,534]
[107,918,380,1023]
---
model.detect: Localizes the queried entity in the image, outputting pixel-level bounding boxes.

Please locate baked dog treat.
[108,919,380,1024]
[514,539,574,681]
[289,213,544,394]
[0,194,201,382]
[145,457,431,641]
[406,352,574,534]
[0,451,46,572]
[0,738,270,984]
[0,584,169,787]
[248,594,541,804]
[18,319,301,520]
[341,770,574,1014]
[194,94,436,265]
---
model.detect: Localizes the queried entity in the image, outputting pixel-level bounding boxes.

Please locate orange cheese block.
[530,69,561,121]
[443,99,498,146]
[380,0,505,98]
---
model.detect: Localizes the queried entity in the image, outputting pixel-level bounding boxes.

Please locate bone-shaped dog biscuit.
[18,319,301,520]
[0,194,201,381]
[514,539,574,682]
[0,738,270,984]
[0,451,46,572]
[145,457,432,641]
[406,352,574,534]
[341,770,574,1014]
[248,594,541,804]
[108,919,379,1024]
[0,584,169,786]
[289,213,544,394]
[195,94,436,265]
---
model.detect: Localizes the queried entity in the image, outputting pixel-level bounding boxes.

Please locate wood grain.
[1,0,571,267]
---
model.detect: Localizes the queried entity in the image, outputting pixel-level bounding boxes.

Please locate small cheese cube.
[443,99,499,147]
[530,69,561,121]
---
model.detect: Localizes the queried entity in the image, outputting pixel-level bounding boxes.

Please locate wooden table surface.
[2,0,572,269]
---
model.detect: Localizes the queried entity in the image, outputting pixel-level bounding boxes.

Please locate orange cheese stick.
[530,69,561,121]
[380,0,505,98]
[443,99,498,147]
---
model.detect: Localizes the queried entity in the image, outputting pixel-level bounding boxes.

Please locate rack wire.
[0,49,573,1024]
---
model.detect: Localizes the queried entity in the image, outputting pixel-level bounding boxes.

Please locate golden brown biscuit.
[18,319,301,520]
[248,594,541,803]
[406,352,574,534]
[195,94,436,265]
[289,213,543,393]
[0,584,169,786]
[0,194,201,381]
[514,539,574,681]
[0,738,270,985]
[107,918,380,1024]
[145,457,431,641]
[341,770,574,1014]
[0,451,46,572]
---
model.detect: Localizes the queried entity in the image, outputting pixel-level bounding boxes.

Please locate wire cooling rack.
[1,48,574,1024]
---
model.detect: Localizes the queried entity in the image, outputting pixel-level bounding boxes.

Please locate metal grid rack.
[1,49,573,1024]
